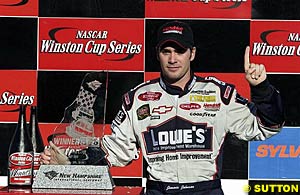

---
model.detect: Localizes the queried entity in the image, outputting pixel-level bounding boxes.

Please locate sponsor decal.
[203,103,221,111]
[251,21,300,72]
[137,104,151,120]
[143,117,213,154]
[150,115,160,120]
[189,95,216,102]
[146,0,250,18]
[250,127,300,179]
[114,109,126,125]
[152,105,173,114]
[9,153,33,166]
[147,153,212,163]
[191,90,216,95]
[9,168,32,183]
[190,112,216,117]
[163,26,183,34]
[256,145,300,158]
[39,19,144,70]
[138,92,162,101]
[124,93,131,106]
[223,86,232,99]
[235,93,248,105]
[180,103,201,110]
[204,76,226,85]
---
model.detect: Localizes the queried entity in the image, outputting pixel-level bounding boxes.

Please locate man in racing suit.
[41,21,284,195]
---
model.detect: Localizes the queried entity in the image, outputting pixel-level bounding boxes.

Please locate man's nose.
[168,52,177,64]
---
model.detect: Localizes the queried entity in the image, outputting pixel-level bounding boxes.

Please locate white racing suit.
[100,74,284,194]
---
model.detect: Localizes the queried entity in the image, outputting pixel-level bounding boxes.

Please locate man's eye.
[161,50,170,54]
[175,49,186,54]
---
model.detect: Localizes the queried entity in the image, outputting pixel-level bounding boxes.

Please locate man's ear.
[190,47,196,61]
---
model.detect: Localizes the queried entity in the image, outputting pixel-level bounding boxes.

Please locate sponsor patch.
[138,91,162,101]
[190,112,216,117]
[114,109,126,125]
[235,93,248,105]
[224,86,232,99]
[150,115,160,120]
[124,93,131,106]
[147,153,213,164]
[137,104,151,120]
[190,90,216,95]
[179,103,201,110]
[143,117,213,154]
[205,76,226,85]
[152,105,173,114]
[189,95,216,102]
[203,103,221,111]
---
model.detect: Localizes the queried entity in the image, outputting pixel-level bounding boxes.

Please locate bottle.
[8,105,33,186]
[28,106,44,180]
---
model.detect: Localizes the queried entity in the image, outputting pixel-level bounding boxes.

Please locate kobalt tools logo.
[0,0,28,6]
[253,30,300,57]
[147,0,246,9]
[143,117,212,154]
[41,27,142,61]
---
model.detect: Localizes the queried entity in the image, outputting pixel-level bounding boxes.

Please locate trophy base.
[32,165,115,190]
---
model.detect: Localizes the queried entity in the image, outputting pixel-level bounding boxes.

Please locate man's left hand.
[244,46,267,86]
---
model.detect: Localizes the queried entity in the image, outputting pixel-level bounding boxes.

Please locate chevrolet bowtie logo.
[152,105,173,114]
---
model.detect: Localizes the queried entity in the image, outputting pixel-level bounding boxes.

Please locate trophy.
[33,72,115,191]
[48,72,107,164]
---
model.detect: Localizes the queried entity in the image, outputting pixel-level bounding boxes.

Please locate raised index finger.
[244,46,250,71]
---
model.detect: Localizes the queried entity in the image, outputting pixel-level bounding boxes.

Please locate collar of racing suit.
[159,72,197,97]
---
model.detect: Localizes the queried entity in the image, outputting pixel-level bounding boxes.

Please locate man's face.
[158,43,196,86]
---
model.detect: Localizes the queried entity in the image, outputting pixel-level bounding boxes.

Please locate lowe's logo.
[143,117,213,154]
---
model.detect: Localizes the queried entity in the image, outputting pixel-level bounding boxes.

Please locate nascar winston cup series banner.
[1,0,300,194]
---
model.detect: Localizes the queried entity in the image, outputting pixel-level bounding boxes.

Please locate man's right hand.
[40,141,71,165]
